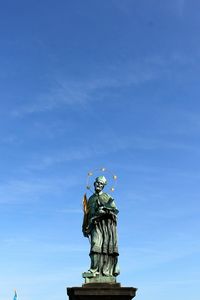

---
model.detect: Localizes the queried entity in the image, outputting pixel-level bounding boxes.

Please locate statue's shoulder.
[102,193,118,211]
[88,193,97,203]
[103,192,113,198]
[101,193,114,201]
[88,193,96,199]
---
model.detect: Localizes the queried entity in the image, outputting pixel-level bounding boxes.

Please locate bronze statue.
[82,175,120,281]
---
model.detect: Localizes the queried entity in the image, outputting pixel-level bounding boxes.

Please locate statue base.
[83,273,117,284]
[67,283,137,300]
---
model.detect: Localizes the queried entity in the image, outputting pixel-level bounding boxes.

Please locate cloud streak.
[0,176,79,204]
[1,237,87,253]
[10,53,191,117]
[176,0,186,17]
[121,238,200,272]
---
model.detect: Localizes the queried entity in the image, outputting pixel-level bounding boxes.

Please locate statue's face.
[94,181,104,193]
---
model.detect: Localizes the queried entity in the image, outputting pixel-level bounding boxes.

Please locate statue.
[82,175,120,281]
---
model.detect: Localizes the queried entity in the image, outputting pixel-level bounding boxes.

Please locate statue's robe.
[85,192,120,277]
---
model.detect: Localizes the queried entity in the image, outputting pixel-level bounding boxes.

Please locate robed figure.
[82,176,120,279]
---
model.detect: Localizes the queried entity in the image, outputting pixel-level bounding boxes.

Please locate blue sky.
[0,0,200,299]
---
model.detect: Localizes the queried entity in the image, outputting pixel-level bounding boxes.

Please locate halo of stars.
[86,167,118,194]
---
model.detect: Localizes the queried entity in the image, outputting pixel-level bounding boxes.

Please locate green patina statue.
[82,175,120,282]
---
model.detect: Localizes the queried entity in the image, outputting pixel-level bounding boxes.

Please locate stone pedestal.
[67,283,137,300]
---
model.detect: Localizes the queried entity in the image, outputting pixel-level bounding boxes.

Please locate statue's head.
[94,176,107,194]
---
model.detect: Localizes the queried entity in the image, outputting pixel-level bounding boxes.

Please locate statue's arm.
[82,213,89,237]
[103,197,119,215]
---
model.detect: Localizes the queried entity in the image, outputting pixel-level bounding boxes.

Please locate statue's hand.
[83,231,89,238]
[98,207,106,215]
[82,226,90,238]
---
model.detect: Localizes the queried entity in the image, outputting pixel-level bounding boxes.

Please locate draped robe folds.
[83,192,120,277]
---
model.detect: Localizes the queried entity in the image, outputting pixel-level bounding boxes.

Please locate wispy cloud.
[0,269,83,287]
[10,75,148,117]
[24,136,132,171]
[57,208,82,214]
[176,0,186,17]
[10,54,190,117]
[20,133,200,173]
[0,176,78,204]
[121,238,200,272]
[110,0,136,15]
[175,110,200,135]
[0,135,22,145]
[2,237,87,253]
[112,0,187,18]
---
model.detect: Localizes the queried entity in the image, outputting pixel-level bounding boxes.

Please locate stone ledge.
[67,285,137,300]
